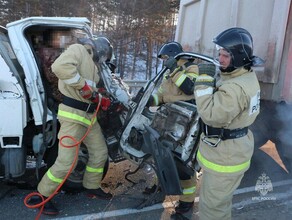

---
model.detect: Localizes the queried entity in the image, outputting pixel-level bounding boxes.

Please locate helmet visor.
[213,44,232,69]
[159,54,169,60]
[92,37,112,63]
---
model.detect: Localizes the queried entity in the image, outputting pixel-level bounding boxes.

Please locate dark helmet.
[78,36,112,63]
[213,27,253,68]
[92,37,113,63]
[158,41,183,59]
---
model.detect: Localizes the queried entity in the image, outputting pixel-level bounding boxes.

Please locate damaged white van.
[0,17,95,183]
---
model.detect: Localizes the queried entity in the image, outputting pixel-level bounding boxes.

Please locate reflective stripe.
[197,74,213,80]
[174,74,187,87]
[85,79,96,88]
[186,72,199,79]
[58,110,96,126]
[86,165,104,173]
[62,73,81,85]
[183,186,196,195]
[152,94,159,106]
[173,66,181,73]
[47,169,63,183]
[195,87,213,97]
[197,150,250,173]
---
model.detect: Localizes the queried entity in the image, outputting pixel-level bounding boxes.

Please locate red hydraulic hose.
[24,100,101,220]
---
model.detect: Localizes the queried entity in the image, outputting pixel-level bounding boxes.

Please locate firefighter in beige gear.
[145,42,206,214]
[27,37,113,215]
[194,28,263,220]
[147,42,199,107]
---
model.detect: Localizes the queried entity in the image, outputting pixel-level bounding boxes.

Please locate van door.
[6,17,92,126]
[0,26,27,149]
[0,26,27,178]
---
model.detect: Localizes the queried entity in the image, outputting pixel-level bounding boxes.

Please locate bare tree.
[0,0,180,80]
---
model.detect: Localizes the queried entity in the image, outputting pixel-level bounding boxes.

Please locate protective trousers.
[179,176,196,202]
[38,119,108,197]
[199,170,244,220]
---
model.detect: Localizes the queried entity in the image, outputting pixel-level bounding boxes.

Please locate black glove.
[198,63,216,77]
[164,57,177,72]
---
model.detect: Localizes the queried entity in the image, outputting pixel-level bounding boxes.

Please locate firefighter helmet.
[158,41,183,59]
[92,37,113,63]
[78,37,112,63]
[213,27,253,68]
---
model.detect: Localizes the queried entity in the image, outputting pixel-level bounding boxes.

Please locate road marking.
[55,179,292,220]
[55,202,172,220]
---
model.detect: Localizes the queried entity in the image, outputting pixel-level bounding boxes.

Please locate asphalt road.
[1,100,292,219]
[0,155,291,220]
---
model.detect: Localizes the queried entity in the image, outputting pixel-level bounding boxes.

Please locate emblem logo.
[255,173,273,196]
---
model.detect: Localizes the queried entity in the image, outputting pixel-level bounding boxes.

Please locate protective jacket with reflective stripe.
[51,44,100,126]
[152,59,198,105]
[194,67,260,175]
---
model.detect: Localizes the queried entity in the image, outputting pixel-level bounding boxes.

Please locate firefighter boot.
[27,196,59,215]
[86,188,113,200]
[175,201,194,214]
[175,177,196,213]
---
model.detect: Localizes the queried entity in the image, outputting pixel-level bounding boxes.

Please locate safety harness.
[201,122,248,147]
[203,124,248,140]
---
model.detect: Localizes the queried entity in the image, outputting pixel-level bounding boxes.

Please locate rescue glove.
[79,82,94,100]
[198,63,216,77]
[194,75,216,87]
[91,92,111,111]
[195,63,217,87]
[97,87,112,97]
[164,57,177,72]
[79,82,111,111]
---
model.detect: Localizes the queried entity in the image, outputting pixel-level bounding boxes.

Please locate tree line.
[0,0,179,80]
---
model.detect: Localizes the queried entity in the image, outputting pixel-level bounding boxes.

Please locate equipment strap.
[62,96,97,113]
[203,124,248,140]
